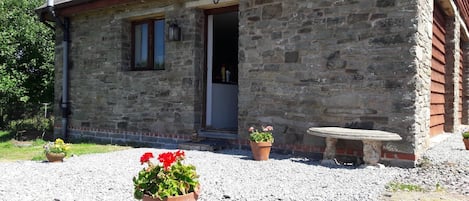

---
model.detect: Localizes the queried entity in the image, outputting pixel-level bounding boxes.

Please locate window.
[132,18,165,70]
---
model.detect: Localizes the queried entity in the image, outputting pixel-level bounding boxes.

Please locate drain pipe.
[60,18,70,141]
[46,0,71,141]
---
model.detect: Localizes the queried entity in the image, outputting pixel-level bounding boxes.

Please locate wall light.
[168,22,181,41]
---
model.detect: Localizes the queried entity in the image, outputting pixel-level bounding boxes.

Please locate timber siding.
[42,0,469,167]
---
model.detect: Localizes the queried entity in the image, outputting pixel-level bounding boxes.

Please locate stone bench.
[307,127,402,167]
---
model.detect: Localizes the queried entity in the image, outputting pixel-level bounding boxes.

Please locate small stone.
[326,51,346,69]
[383,193,392,197]
[285,51,299,63]
[262,3,282,20]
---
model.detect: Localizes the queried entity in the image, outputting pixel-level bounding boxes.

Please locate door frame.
[202,5,239,129]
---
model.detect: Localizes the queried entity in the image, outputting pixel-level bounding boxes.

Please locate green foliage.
[1,141,13,149]
[31,154,45,161]
[0,130,13,142]
[44,138,70,156]
[417,156,432,168]
[249,126,274,143]
[8,115,53,133]
[0,0,54,128]
[462,132,469,139]
[386,182,424,192]
[0,131,130,161]
[435,182,445,192]
[133,151,199,200]
[32,138,46,146]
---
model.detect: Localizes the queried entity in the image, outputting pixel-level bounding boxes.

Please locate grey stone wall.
[53,1,205,137]
[410,0,433,160]
[237,0,424,158]
[50,0,469,166]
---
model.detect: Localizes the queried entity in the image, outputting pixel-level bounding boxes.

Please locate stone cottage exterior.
[36,0,469,167]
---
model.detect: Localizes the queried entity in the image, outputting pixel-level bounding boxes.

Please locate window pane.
[154,20,165,70]
[134,23,148,68]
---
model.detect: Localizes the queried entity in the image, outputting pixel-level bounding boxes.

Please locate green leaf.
[0,0,54,124]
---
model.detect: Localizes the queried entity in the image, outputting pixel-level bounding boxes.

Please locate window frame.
[131,18,165,71]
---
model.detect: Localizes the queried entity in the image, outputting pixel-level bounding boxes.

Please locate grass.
[0,130,131,161]
[386,182,424,192]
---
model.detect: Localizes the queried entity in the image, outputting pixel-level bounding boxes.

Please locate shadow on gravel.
[235,154,294,161]
[214,148,333,167]
[214,148,314,162]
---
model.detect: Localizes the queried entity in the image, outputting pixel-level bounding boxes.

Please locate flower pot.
[250,141,272,161]
[46,152,65,162]
[142,188,200,201]
[463,139,469,150]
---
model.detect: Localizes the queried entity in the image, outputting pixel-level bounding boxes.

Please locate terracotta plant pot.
[46,152,65,162]
[463,139,469,150]
[142,188,200,201]
[250,141,272,161]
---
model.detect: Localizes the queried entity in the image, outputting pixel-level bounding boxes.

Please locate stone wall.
[237,0,424,165]
[411,0,432,160]
[50,0,469,167]
[53,1,205,137]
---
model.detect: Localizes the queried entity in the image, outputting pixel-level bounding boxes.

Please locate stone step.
[178,139,230,151]
[197,129,238,140]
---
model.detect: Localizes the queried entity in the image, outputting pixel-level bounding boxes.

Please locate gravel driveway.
[0,134,468,201]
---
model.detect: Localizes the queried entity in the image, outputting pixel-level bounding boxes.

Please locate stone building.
[36,0,469,167]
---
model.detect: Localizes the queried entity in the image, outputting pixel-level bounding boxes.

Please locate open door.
[205,8,238,133]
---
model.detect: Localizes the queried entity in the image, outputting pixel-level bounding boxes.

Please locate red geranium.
[133,150,199,200]
[175,150,185,159]
[140,152,154,164]
[158,152,176,170]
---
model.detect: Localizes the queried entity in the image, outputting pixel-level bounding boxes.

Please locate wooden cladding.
[456,0,469,28]
[459,42,464,123]
[430,4,447,136]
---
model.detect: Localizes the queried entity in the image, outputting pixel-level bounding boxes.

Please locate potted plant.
[43,138,70,162]
[248,125,274,161]
[463,131,469,150]
[133,150,200,201]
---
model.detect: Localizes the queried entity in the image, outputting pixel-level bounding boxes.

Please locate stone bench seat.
[307,127,402,167]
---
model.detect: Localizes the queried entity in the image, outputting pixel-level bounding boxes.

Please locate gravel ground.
[388,133,469,196]
[0,134,468,201]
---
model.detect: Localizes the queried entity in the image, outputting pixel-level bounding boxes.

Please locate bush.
[7,115,54,140]
[8,116,53,132]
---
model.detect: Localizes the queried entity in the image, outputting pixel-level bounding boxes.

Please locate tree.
[0,0,54,127]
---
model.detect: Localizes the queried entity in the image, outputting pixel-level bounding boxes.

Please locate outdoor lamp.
[168,22,181,41]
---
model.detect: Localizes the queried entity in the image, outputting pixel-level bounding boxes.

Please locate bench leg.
[362,140,382,166]
[323,137,338,160]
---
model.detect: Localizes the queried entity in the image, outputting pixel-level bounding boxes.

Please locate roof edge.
[35,0,101,21]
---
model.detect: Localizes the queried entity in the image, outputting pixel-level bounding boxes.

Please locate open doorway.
[205,8,238,132]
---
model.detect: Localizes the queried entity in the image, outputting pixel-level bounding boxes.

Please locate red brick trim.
[56,126,416,161]
[55,126,193,140]
[382,152,416,161]
[228,138,415,161]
